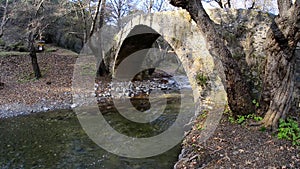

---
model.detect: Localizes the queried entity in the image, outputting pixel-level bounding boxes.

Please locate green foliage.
[260,126,267,132]
[223,104,231,115]
[228,114,262,124]
[199,111,208,119]
[246,114,263,122]
[278,118,300,146]
[18,72,36,83]
[45,47,58,53]
[236,115,246,124]
[196,123,203,131]
[6,42,27,52]
[196,73,208,87]
[252,99,260,108]
[0,51,29,57]
[223,31,237,43]
[0,39,6,46]
[228,116,235,124]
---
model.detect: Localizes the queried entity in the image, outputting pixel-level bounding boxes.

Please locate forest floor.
[0,47,299,168]
[175,112,300,169]
[0,46,77,117]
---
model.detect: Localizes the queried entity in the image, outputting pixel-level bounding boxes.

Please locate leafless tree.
[203,0,232,8]
[11,0,69,79]
[106,0,136,29]
[141,0,171,13]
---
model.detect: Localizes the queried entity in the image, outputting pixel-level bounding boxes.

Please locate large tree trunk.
[170,0,255,115]
[258,1,300,129]
[170,0,300,129]
[28,32,41,79]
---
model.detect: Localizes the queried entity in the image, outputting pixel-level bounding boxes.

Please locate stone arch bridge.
[106,10,273,107]
[70,9,300,153]
[80,9,300,115]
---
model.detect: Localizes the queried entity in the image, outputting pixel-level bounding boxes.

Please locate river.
[0,97,185,169]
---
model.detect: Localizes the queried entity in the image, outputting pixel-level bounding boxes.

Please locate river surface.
[0,97,186,169]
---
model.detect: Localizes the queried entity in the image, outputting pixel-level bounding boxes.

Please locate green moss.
[0,51,29,57]
[223,31,237,43]
[45,47,58,53]
[196,73,209,87]
[232,53,244,59]
[17,72,36,83]
[0,39,6,46]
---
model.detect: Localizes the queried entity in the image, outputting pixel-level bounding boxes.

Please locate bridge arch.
[111,10,227,114]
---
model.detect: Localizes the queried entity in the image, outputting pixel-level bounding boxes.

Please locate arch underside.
[111,11,227,110]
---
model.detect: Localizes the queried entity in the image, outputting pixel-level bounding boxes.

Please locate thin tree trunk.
[0,76,4,89]
[227,0,231,8]
[99,0,106,29]
[97,59,109,76]
[30,48,42,79]
[97,0,109,77]
[170,0,255,115]
[148,0,154,13]
[78,1,88,43]
[0,0,9,38]
[216,0,224,8]
[89,0,102,37]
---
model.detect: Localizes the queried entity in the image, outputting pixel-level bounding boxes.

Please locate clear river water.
[0,97,185,169]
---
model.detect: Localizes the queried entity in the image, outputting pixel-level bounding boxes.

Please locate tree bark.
[0,0,9,38]
[99,0,107,29]
[97,59,109,76]
[216,0,224,8]
[0,75,3,90]
[277,0,292,15]
[89,0,102,37]
[28,31,41,79]
[258,1,300,129]
[78,1,88,43]
[170,0,255,115]
[97,0,109,77]
[170,0,300,129]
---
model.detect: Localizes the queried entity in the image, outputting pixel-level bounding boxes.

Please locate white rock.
[71,104,77,108]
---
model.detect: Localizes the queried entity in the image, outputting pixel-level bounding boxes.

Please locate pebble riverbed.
[0,76,191,119]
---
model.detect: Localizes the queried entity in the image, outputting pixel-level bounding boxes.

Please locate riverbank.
[0,50,76,118]
[0,48,187,118]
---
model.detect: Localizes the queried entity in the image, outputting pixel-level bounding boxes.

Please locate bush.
[278,118,300,146]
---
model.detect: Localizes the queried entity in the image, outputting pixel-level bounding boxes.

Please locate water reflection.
[0,98,182,169]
